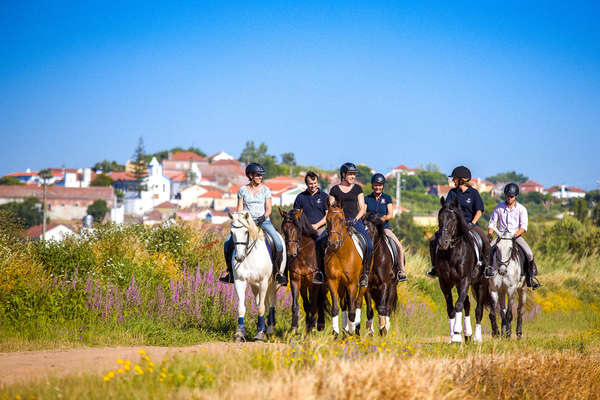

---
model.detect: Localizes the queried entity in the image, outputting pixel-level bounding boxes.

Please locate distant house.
[208,151,235,162]
[154,201,178,219]
[386,164,417,177]
[519,180,545,194]
[143,210,164,226]
[430,184,452,198]
[0,185,115,221]
[546,185,585,199]
[23,223,75,241]
[4,168,94,188]
[470,178,494,194]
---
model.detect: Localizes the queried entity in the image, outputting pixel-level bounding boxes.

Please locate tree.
[403,174,425,192]
[0,197,43,228]
[592,204,600,227]
[132,137,147,195]
[417,170,447,188]
[356,164,373,185]
[389,213,427,252]
[585,190,600,207]
[425,162,441,173]
[573,198,588,222]
[0,176,24,186]
[92,160,125,173]
[239,141,269,164]
[87,200,109,223]
[486,171,528,184]
[90,174,114,187]
[281,152,296,166]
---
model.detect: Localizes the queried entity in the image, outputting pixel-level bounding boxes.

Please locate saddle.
[468,229,484,266]
[350,228,368,260]
[384,236,398,267]
[262,228,278,265]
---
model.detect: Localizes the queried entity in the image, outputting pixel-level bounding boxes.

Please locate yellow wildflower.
[138,349,146,355]
[134,365,144,375]
[118,368,125,373]
[116,359,124,365]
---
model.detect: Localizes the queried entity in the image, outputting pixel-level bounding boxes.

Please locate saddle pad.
[262,228,275,261]
[384,236,397,266]
[351,234,364,260]
[468,230,482,266]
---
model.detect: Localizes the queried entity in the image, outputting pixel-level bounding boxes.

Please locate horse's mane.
[287,209,318,240]
[366,212,386,239]
[232,212,262,241]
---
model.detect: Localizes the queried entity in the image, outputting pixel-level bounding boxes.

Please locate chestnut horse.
[280,208,327,333]
[325,202,370,336]
[362,213,400,335]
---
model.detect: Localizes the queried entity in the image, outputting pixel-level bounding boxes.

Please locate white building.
[24,223,75,242]
[547,185,586,199]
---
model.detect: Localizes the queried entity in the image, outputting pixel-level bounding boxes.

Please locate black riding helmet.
[371,173,386,185]
[339,162,358,177]
[504,182,519,197]
[449,166,471,181]
[245,162,266,178]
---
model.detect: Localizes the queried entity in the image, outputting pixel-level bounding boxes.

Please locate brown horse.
[280,208,327,333]
[362,213,400,335]
[325,202,369,336]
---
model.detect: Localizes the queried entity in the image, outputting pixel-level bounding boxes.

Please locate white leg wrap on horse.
[474,324,483,343]
[385,316,390,330]
[367,319,374,334]
[342,311,348,332]
[451,312,463,342]
[354,308,361,328]
[332,315,340,334]
[464,315,472,336]
[449,318,455,338]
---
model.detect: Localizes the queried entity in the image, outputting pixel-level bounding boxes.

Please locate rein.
[327,209,348,249]
[495,236,517,268]
[283,218,318,275]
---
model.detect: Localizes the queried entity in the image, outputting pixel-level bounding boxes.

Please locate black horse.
[436,197,489,343]
[362,213,399,336]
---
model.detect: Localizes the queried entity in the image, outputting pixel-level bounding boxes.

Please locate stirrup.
[312,271,325,285]
[396,271,408,282]
[275,272,288,286]
[359,274,369,287]
[219,273,234,284]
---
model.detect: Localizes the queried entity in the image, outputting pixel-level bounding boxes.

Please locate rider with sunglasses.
[487,183,541,290]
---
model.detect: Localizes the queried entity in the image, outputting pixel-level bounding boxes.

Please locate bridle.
[326,209,347,249]
[282,218,311,256]
[439,208,462,248]
[494,232,516,269]
[230,222,259,264]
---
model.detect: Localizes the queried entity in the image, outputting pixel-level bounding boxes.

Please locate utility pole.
[395,170,402,216]
[38,169,52,242]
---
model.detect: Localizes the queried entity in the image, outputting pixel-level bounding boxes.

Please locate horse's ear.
[440,196,445,207]
[279,207,285,217]
[228,212,234,220]
[452,199,459,208]
[294,208,303,218]
[244,212,251,220]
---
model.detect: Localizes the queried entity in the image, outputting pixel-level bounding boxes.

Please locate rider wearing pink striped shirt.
[487,183,541,290]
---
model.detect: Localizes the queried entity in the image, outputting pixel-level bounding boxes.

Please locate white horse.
[228,212,285,342]
[486,227,527,340]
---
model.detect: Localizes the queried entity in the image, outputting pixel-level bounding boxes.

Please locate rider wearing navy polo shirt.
[427,166,492,278]
[293,171,329,284]
[365,173,408,282]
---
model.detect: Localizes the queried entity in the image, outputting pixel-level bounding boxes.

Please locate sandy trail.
[0,342,275,386]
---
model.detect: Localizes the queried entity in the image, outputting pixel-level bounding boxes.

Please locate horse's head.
[326,202,346,250]
[438,198,467,250]
[365,212,385,239]
[228,212,260,263]
[280,208,303,258]
[494,230,517,275]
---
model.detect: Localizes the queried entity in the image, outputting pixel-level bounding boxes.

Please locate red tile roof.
[0,185,114,201]
[520,180,543,187]
[170,151,207,161]
[155,201,177,209]
[164,171,187,182]
[23,223,74,238]
[109,171,143,181]
[199,190,223,199]
[392,164,417,172]
[144,210,163,221]
[5,171,38,177]
[567,186,585,193]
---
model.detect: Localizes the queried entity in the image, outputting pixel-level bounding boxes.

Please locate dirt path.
[0,342,275,386]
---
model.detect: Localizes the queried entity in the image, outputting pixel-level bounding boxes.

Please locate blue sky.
[1,1,599,189]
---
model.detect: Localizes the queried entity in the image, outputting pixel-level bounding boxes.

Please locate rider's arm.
[472,210,482,225]
[314,215,327,230]
[264,197,272,218]
[382,202,393,222]
[355,192,366,221]
[236,198,244,212]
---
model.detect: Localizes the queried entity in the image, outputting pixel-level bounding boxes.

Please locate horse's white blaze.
[342,311,348,332]
[332,315,340,334]
[464,315,472,336]
[354,308,361,328]
[474,324,482,343]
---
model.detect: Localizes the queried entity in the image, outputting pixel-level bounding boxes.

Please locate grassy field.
[1,218,599,398]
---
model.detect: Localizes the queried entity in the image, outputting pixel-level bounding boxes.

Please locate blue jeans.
[347,218,373,252]
[258,219,283,252]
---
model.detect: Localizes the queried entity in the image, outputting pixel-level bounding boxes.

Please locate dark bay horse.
[362,213,399,335]
[436,197,488,343]
[280,208,327,333]
[325,202,368,336]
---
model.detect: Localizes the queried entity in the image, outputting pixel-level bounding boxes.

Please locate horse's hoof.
[451,333,463,343]
[317,323,325,331]
[379,327,387,336]
[464,335,472,344]
[266,325,275,336]
[254,331,266,342]
[473,336,482,344]
[233,331,246,343]
[332,331,339,339]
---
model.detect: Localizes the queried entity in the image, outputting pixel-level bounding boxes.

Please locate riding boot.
[273,248,288,286]
[526,259,541,290]
[426,238,437,278]
[394,259,408,282]
[312,240,326,285]
[359,250,373,287]
[219,241,234,284]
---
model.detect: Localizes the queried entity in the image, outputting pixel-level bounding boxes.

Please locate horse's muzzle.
[235,255,245,263]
